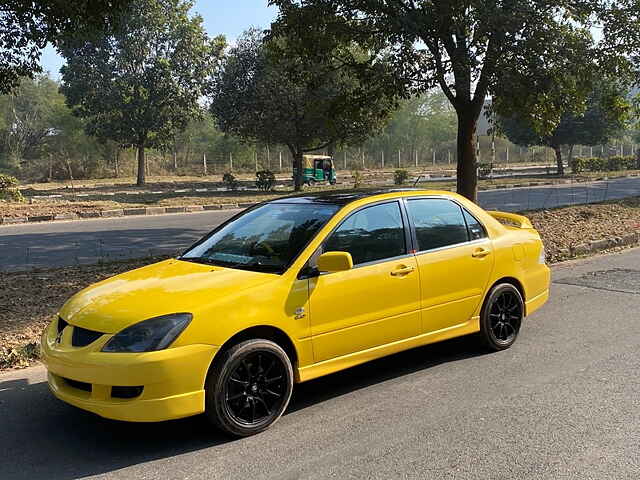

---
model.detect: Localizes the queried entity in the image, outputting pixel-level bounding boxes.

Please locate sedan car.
[41,189,550,436]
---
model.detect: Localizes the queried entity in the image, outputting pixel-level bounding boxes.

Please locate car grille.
[64,378,92,392]
[71,326,104,347]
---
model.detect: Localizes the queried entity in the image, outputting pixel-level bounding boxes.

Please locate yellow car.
[41,189,550,436]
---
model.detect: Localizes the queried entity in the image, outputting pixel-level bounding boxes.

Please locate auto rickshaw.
[295,155,337,185]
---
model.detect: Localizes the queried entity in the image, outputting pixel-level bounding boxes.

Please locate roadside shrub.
[0,174,24,202]
[255,170,276,191]
[572,156,638,174]
[394,169,409,185]
[570,157,586,174]
[478,162,493,178]
[222,172,239,190]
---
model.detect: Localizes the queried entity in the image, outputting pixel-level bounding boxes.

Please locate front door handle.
[391,265,415,276]
[472,247,491,258]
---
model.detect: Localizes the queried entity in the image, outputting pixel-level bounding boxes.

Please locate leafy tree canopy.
[497,79,631,174]
[59,0,224,185]
[0,0,134,93]
[271,0,640,200]
[210,27,402,190]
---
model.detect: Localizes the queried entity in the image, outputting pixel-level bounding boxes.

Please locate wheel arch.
[485,276,527,314]
[215,325,299,371]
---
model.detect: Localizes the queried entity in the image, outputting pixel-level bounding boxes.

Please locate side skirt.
[297,317,480,383]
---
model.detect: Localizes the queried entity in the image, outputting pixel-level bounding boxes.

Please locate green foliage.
[570,156,638,173]
[0,173,24,202]
[222,172,239,190]
[210,27,401,191]
[272,0,640,201]
[393,169,409,185]
[0,1,133,94]
[478,163,494,178]
[59,0,224,185]
[255,170,276,191]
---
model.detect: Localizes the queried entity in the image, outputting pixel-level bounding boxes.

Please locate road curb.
[561,232,640,261]
[0,202,252,226]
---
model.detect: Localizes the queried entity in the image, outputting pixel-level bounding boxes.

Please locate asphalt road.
[2,176,640,272]
[1,249,639,479]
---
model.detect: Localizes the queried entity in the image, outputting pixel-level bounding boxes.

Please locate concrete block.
[78,211,100,219]
[100,209,124,218]
[145,207,166,215]
[185,206,204,212]
[570,243,591,256]
[123,208,146,216]
[1,217,27,224]
[166,206,187,213]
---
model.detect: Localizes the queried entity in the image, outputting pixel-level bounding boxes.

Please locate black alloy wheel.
[205,339,293,437]
[479,283,524,351]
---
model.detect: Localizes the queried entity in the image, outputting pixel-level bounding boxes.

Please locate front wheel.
[205,339,294,437]
[479,283,524,351]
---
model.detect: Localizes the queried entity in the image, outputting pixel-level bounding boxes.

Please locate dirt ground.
[2,196,640,371]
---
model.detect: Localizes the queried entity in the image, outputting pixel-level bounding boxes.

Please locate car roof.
[269,188,455,206]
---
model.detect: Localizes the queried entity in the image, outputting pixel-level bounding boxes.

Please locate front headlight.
[101,313,192,353]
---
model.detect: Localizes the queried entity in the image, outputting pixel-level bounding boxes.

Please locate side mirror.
[317,251,353,273]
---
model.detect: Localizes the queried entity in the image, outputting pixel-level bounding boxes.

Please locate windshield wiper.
[179,256,225,267]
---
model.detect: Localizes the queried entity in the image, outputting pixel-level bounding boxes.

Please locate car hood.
[59,259,277,334]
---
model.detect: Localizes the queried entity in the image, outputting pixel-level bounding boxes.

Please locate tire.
[205,339,294,437]
[479,283,524,351]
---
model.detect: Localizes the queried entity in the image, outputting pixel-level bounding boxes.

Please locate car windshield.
[180,203,340,274]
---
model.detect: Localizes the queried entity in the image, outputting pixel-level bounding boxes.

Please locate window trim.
[299,199,413,278]
[401,196,490,255]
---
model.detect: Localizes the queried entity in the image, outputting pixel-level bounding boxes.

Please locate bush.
[572,155,638,174]
[222,172,239,190]
[394,169,409,185]
[255,170,276,191]
[478,162,494,178]
[0,174,24,202]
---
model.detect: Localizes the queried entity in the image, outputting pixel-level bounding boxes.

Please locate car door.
[307,201,421,363]
[404,198,495,334]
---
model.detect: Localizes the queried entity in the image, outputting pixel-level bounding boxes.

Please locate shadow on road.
[0,335,486,480]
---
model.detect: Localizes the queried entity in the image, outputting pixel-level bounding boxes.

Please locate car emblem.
[294,307,306,320]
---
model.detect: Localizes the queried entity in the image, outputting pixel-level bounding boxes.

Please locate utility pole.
[432,149,436,166]
[230,152,233,171]
[203,152,207,176]
[279,151,282,171]
[398,149,401,168]
[381,151,385,169]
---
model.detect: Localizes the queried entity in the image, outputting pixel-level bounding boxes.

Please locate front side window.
[181,203,340,273]
[407,198,469,251]
[324,202,406,265]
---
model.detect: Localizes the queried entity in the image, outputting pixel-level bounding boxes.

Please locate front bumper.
[41,321,218,422]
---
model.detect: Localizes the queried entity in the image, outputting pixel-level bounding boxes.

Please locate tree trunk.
[291,149,304,192]
[553,145,564,175]
[137,144,146,186]
[456,113,478,202]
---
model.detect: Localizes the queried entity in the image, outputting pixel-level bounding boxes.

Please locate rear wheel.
[479,283,524,351]
[205,339,293,437]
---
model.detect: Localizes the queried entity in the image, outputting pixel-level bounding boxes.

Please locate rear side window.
[324,202,406,265]
[463,210,487,240]
[406,199,469,251]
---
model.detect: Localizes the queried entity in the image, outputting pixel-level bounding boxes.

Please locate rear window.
[406,198,469,251]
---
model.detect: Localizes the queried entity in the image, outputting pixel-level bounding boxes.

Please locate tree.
[210,28,402,191]
[271,0,640,201]
[0,1,133,93]
[498,80,630,174]
[59,0,224,185]
[0,75,61,170]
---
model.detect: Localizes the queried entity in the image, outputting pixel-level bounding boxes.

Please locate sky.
[39,0,278,78]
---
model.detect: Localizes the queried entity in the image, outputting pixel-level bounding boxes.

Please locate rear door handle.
[391,265,415,276]
[472,248,491,258]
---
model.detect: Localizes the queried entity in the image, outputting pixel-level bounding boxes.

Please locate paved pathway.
[1,177,639,272]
